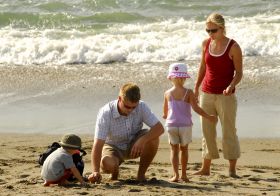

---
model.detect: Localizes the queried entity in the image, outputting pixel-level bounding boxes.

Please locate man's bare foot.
[111,171,119,180]
[136,175,146,182]
[192,170,210,176]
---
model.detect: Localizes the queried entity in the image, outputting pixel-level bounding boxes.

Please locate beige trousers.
[200,92,240,160]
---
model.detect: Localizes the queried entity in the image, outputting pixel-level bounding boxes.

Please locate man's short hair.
[119,83,141,103]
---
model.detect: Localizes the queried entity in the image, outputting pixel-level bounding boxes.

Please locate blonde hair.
[206,13,226,35]
[119,82,140,102]
[170,78,186,86]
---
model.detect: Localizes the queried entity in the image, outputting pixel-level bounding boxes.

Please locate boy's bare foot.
[192,170,210,176]
[43,181,50,186]
[58,180,70,186]
[169,176,179,182]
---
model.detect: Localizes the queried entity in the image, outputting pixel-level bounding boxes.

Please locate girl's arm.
[162,92,168,119]
[188,90,218,123]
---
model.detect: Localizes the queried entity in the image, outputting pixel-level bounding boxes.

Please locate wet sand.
[1,59,280,137]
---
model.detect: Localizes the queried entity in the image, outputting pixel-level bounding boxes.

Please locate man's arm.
[89,138,105,183]
[130,122,164,158]
[142,122,164,141]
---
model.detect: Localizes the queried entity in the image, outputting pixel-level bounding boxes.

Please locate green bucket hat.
[59,134,81,149]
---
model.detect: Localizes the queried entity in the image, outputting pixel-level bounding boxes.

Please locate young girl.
[163,63,217,182]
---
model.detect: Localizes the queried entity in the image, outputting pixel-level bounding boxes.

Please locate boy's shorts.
[102,129,148,164]
[166,126,192,146]
[44,169,72,186]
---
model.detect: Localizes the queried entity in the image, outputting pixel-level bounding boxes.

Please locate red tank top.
[202,38,235,94]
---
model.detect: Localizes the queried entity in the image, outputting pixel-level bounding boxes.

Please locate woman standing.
[193,13,243,177]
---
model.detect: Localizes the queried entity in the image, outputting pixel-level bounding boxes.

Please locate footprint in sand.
[264,178,278,182]
[0,168,4,174]
[19,174,30,178]
[4,185,14,189]
[157,169,168,173]
[251,169,266,173]
[77,192,89,195]
[248,177,262,182]
[0,179,7,185]
[128,189,142,192]
[0,162,8,166]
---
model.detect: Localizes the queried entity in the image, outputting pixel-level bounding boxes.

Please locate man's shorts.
[102,129,148,164]
[166,126,192,146]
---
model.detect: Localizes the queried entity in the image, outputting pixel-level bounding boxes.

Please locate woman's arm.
[224,43,243,95]
[194,39,208,99]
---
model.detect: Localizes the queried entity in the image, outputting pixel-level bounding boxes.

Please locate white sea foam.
[0,13,279,66]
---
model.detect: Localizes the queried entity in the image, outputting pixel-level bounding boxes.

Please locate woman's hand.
[223,85,234,96]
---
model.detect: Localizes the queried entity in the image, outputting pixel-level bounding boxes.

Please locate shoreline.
[0,57,280,137]
[1,101,280,138]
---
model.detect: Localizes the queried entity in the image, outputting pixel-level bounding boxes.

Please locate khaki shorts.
[167,126,192,146]
[102,129,148,164]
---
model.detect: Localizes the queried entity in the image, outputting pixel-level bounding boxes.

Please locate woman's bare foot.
[169,176,179,182]
[192,170,210,176]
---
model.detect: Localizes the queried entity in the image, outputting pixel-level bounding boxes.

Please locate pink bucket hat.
[167,63,191,79]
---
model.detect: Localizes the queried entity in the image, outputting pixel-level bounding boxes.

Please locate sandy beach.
[1,1,280,195]
[0,133,279,196]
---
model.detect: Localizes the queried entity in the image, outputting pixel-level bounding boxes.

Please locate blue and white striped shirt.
[94,100,159,150]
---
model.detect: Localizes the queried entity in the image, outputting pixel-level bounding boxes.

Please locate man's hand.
[130,137,146,158]
[88,172,102,184]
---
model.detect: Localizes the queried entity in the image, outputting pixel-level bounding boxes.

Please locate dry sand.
[0,133,279,195]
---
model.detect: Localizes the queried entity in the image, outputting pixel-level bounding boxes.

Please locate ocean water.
[0,0,279,137]
[0,0,280,64]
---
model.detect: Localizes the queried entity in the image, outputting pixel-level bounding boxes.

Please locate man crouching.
[88,82,164,183]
